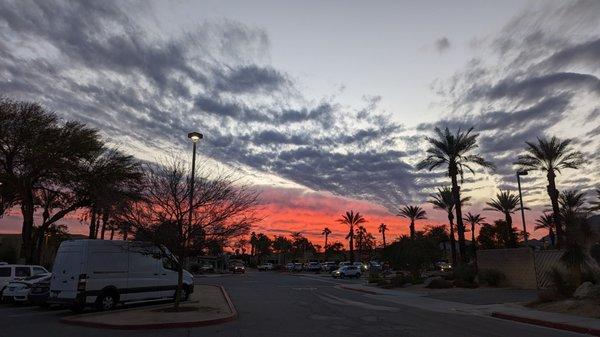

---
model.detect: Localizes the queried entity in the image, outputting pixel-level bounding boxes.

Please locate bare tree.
[117,156,260,309]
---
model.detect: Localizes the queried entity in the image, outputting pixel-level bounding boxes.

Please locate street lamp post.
[187,132,203,230]
[517,170,528,243]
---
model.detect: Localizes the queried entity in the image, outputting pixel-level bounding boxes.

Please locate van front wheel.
[96,291,118,311]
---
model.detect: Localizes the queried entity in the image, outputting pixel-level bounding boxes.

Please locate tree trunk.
[382,231,386,247]
[448,213,457,267]
[349,225,355,262]
[100,211,109,240]
[325,234,328,249]
[110,228,115,240]
[88,208,97,239]
[549,229,555,247]
[505,212,512,227]
[20,189,35,263]
[450,170,467,263]
[410,220,415,239]
[547,171,563,248]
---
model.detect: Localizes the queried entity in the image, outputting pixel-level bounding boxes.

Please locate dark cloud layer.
[0,0,416,209]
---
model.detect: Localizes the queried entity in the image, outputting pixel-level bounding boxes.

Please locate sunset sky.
[1,0,599,246]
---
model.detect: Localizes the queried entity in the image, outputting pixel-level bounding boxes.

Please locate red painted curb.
[60,285,238,330]
[338,285,379,295]
[491,312,600,336]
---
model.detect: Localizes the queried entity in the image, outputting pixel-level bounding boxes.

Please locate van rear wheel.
[96,291,118,311]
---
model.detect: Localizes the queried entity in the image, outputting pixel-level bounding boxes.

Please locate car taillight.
[77,274,87,292]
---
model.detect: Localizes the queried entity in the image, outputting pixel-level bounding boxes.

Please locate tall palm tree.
[398,205,427,239]
[559,190,586,214]
[322,227,332,249]
[484,190,526,227]
[463,212,486,267]
[516,136,585,247]
[417,127,494,262]
[338,210,366,262]
[535,213,556,247]
[378,223,388,247]
[590,188,600,212]
[429,187,470,265]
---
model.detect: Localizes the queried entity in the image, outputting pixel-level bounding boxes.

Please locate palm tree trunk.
[382,231,386,247]
[349,226,355,262]
[448,214,457,267]
[325,234,328,249]
[547,171,563,248]
[88,208,97,239]
[410,220,415,239]
[450,171,467,263]
[549,229,555,247]
[110,227,115,240]
[471,222,477,270]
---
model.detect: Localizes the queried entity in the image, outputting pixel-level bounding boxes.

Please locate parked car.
[0,263,49,294]
[231,263,246,274]
[338,261,351,268]
[201,264,215,273]
[49,240,194,312]
[368,261,382,271]
[435,261,452,272]
[293,263,303,272]
[331,266,361,279]
[307,262,321,272]
[257,263,274,271]
[2,273,51,304]
[321,262,338,272]
[352,261,368,271]
[285,263,295,271]
[28,277,52,307]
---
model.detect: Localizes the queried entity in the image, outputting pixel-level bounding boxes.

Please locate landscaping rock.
[574,282,594,299]
[423,276,442,288]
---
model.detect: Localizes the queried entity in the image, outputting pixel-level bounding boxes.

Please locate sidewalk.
[61,284,237,330]
[339,284,600,336]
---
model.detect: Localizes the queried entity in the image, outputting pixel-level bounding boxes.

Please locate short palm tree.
[484,190,526,227]
[559,190,586,214]
[338,211,366,262]
[417,126,494,261]
[535,213,556,247]
[516,136,585,248]
[463,212,486,252]
[322,227,332,249]
[429,187,470,266]
[378,223,388,247]
[398,205,427,239]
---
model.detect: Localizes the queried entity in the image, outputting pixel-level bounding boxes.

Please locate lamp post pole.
[517,170,528,243]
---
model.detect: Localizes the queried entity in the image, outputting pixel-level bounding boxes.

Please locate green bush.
[368,274,382,284]
[453,279,479,288]
[478,269,505,287]
[426,278,453,289]
[548,268,575,297]
[452,264,476,283]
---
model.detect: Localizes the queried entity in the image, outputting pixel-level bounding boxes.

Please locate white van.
[49,240,193,311]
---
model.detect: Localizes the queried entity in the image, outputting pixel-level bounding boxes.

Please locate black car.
[28,280,50,307]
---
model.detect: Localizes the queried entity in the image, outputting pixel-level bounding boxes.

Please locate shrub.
[535,289,561,303]
[452,264,476,283]
[478,269,505,287]
[548,268,575,297]
[369,274,382,284]
[389,274,422,287]
[426,278,453,289]
[453,279,479,288]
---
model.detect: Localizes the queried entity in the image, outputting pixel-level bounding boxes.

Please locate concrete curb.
[491,312,600,336]
[338,285,379,295]
[60,285,237,330]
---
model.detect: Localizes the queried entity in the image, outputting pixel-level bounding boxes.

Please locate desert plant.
[426,278,453,289]
[548,268,575,297]
[338,210,366,262]
[429,187,470,266]
[452,264,477,283]
[398,205,427,239]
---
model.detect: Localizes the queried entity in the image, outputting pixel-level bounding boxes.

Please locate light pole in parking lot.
[517,170,528,243]
[187,132,203,230]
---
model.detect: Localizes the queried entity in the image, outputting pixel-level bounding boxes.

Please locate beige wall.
[477,248,537,289]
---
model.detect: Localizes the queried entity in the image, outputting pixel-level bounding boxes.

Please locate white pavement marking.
[316,292,398,312]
